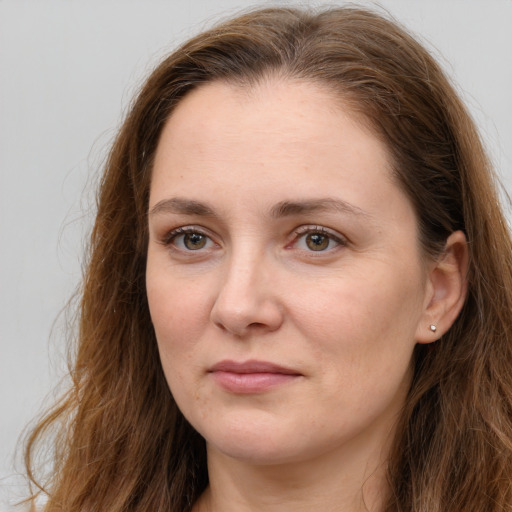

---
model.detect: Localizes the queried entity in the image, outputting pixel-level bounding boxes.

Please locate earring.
[429,324,437,333]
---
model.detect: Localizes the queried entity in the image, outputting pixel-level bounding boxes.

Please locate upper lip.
[209,359,301,375]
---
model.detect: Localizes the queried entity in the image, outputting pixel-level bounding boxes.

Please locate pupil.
[184,233,206,250]
[306,233,329,251]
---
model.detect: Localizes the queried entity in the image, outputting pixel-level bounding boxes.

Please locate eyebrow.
[148,196,370,220]
[269,198,370,219]
[149,198,217,217]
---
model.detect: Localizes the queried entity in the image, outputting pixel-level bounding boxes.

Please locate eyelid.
[157,224,347,253]
[160,225,218,250]
[290,225,348,250]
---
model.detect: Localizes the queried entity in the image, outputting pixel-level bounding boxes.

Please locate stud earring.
[429,324,437,333]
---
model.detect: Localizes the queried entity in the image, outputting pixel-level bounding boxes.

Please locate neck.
[193,435,391,512]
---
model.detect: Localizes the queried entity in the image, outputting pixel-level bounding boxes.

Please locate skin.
[146,79,467,512]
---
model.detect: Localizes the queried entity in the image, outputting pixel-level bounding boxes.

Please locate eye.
[293,226,346,252]
[165,227,215,251]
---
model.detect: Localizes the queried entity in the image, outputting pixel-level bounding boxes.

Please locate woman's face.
[146,79,433,466]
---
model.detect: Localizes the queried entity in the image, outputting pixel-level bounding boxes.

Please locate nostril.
[213,321,275,338]
[211,302,284,337]
[247,322,268,330]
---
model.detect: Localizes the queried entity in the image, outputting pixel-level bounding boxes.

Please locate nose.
[210,252,284,337]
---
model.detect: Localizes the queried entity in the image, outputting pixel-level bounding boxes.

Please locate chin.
[198,420,307,465]
[212,439,305,466]
[200,420,343,467]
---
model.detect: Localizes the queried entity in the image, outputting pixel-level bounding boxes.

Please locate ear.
[416,231,468,343]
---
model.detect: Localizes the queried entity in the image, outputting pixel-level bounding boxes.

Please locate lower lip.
[210,371,300,394]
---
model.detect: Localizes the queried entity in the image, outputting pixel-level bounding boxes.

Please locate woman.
[25,6,512,511]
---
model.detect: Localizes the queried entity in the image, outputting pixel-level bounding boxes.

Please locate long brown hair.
[25,6,512,511]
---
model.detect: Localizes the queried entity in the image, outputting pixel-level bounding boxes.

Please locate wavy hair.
[25,6,512,511]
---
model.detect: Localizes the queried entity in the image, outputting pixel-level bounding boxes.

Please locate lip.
[209,359,302,394]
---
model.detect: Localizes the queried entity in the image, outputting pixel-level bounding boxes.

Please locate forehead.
[151,78,394,198]
[159,78,377,150]
[150,78,419,253]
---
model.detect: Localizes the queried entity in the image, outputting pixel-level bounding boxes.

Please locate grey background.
[1,1,511,509]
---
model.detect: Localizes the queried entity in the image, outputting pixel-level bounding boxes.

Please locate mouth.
[208,360,302,394]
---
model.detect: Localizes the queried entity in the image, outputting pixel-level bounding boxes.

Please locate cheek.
[146,274,219,426]
[293,273,422,426]
[146,262,213,380]
[291,266,425,371]
[147,253,209,333]
[147,280,212,416]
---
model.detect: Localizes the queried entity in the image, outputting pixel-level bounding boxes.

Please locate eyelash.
[162,226,215,251]
[291,225,347,253]
[160,225,347,254]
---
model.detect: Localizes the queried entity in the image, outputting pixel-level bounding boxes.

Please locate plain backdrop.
[1,0,511,509]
